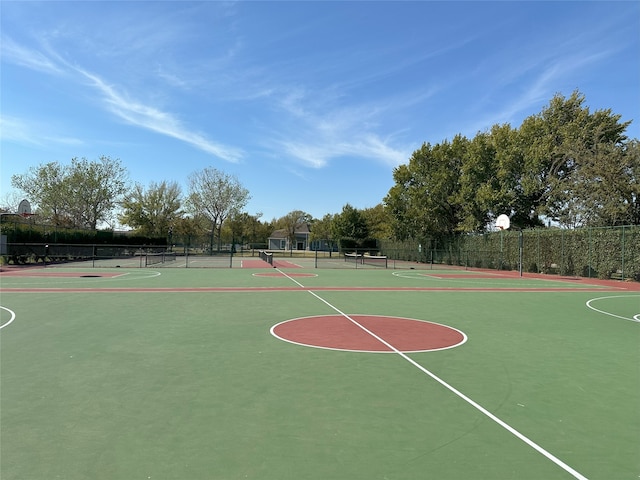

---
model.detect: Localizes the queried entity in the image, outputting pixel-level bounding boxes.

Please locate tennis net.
[145,252,177,266]
[344,252,388,268]
[259,250,273,266]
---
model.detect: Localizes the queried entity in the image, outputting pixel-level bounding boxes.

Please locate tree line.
[5,90,639,249]
[385,90,639,243]
[6,157,382,249]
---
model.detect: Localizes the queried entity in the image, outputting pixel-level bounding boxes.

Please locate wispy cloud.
[462,36,622,136]
[77,68,244,162]
[2,36,244,162]
[0,35,64,75]
[269,86,412,169]
[274,127,409,170]
[154,64,190,89]
[0,115,84,147]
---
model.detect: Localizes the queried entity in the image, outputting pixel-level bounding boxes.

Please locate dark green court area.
[1,266,638,479]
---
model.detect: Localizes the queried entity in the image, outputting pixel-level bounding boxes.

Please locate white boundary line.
[391,270,612,289]
[0,306,16,330]
[585,295,640,323]
[0,270,161,287]
[274,267,590,480]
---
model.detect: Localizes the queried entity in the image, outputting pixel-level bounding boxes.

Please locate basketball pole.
[499,226,503,270]
[519,229,523,277]
[495,214,510,272]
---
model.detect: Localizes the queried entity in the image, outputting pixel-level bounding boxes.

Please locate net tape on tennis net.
[344,253,388,268]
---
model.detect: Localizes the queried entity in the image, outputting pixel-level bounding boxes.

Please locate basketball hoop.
[495,214,510,231]
[18,199,32,217]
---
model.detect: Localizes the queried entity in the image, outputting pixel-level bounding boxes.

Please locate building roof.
[269,224,311,239]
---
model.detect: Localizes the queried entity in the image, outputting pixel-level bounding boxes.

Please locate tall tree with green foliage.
[172,215,207,248]
[385,136,467,241]
[458,124,526,231]
[11,162,69,226]
[361,204,393,240]
[518,90,631,227]
[119,181,182,237]
[186,167,250,252]
[310,213,338,251]
[11,156,128,229]
[626,140,640,225]
[228,212,268,247]
[333,204,370,247]
[278,210,313,252]
[222,212,268,247]
[386,90,637,238]
[458,131,498,232]
[68,157,129,229]
[557,138,638,227]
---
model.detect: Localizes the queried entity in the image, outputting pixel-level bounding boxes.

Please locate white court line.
[391,270,611,289]
[0,270,161,287]
[275,267,589,480]
[0,306,16,330]
[585,295,640,323]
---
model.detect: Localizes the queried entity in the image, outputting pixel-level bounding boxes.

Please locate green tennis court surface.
[1,266,638,479]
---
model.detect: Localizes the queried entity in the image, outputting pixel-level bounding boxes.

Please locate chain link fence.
[379,225,640,281]
[2,217,638,280]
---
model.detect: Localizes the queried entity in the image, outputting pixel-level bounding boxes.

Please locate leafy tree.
[65,157,128,229]
[458,131,498,232]
[557,139,638,227]
[172,215,207,248]
[221,212,267,247]
[186,167,250,252]
[11,161,70,225]
[457,124,530,231]
[119,181,182,237]
[333,204,369,247]
[11,156,128,229]
[385,136,467,241]
[384,163,416,241]
[309,213,338,251]
[626,140,640,225]
[386,90,637,237]
[518,90,631,227]
[492,123,542,229]
[361,204,393,239]
[243,212,271,246]
[278,210,313,252]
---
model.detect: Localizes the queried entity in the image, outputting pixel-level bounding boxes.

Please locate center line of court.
[275,267,589,480]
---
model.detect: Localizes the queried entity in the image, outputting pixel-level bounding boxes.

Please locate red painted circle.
[271,315,466,353]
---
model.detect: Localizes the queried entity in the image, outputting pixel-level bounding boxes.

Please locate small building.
[268,224,311,251]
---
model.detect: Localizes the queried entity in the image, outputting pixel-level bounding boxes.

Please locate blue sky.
[1,1,639,224]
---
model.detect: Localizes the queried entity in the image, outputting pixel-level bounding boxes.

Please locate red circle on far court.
[270,315,466,353]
